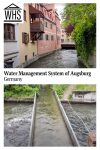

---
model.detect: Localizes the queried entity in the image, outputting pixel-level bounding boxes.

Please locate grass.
[52,84,69,97]
[75,84,96,91]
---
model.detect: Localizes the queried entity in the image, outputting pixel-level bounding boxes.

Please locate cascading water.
[4,103,33,146]
[62,102,96,146]
[33,85,73,146]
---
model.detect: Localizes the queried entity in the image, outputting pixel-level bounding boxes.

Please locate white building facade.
[4,23,19,68]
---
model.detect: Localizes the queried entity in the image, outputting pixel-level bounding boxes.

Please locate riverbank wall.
[17,49,60,68]
[78,51,96,68]
[4,97,34,103]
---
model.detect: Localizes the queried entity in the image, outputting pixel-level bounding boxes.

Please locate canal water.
[71,103,96,132]
[4,103,33,146]
[62,103,96,146]
[27,50,80,68]
[33,86,73,146]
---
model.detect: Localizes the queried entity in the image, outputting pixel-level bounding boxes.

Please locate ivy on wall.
[61,4,96,63]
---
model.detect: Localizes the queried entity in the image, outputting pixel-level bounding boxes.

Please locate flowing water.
[62,103,96,146]
[71,103,96,132]
[4,103,33,146]
[33,86,73,146]
[4,90,95,147]
[27,50,81,68]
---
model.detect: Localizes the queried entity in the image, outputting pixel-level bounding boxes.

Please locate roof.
[29,5,44,18]
[4,3,21,10]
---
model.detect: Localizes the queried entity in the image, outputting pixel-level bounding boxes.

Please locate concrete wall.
[18,4,37,66]
[72,92,96,102]
[88,51,96,68]
[78,50,96,68]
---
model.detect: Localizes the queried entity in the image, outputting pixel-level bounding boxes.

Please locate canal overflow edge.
[28,93,37,146]
[54,91,80,146]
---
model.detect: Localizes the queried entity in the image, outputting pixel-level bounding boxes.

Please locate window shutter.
[22,32,29,44]
[22,32,25,43]
[27,34,29,43]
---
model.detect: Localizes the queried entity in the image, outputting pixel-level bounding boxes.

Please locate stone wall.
[72,91,96,102]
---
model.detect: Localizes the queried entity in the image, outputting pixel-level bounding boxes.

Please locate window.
[57,27,60,33]
[61,39,64,43]
[24,10,26,21]
[40,6,43,13]
[4,24,15,40]
[45,34,49,40]
[51,35,54,41]
[22,32,29,44]
[50,13,52,19]
[57,36,60,44]
[50,24,52,29]
[33,52,34,57]
[37,4,39,10]
[44,9,46,16]
[45,21,48,27]
[62,30,64,33]
[25,55,27,61]
[35,4,37,8]
[39,34,43,40]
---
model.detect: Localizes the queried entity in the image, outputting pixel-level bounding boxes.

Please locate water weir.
[31,86,73,146]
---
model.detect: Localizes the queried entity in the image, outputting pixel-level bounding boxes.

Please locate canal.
[27,50,81,68]
[4,103,33,146]
[33,85,73,146]
[4,89,96,147]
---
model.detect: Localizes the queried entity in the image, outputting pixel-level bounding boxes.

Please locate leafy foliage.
[4,85,40,98]
[61,4,96,63]
[52,85,69,97]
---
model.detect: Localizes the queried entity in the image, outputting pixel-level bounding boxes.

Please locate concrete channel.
[29,93,37,146]
[54,91,80,146]
[29,86,76,146]
[4,88,95,147]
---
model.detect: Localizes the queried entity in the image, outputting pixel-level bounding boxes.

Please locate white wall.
[72,92,96,102]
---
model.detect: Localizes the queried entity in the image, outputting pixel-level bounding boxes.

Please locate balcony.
[30,21,44,33]
[29,5,44,41]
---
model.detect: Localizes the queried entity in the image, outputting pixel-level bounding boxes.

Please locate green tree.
[61,4,96,64]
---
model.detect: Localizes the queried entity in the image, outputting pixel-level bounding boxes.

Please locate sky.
[55,3,65,20]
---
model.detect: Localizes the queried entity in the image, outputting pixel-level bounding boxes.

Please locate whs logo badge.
[4,3,23,23]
